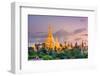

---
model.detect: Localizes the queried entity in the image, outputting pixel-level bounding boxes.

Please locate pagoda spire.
[55,37,61,51]
[45,24,55,49]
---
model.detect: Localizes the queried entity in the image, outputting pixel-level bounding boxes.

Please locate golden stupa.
[55,37,61,51]
[45,25,55,49]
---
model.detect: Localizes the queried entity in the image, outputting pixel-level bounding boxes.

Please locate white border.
[11,2,96,74]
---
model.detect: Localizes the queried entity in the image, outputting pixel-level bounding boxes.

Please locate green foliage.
[28,47,38,60]
[42,55,53,60]
[28,47,88,60]
[70,48,82,58]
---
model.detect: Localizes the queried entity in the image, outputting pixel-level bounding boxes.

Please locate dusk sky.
[28,15,88,46]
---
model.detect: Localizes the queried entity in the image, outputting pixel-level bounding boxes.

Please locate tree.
[28,48,38,60]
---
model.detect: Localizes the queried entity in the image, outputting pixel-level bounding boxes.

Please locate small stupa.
[55,37,61,51]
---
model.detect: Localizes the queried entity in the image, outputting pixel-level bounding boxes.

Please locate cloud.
[28,32,47,38]
[54,29,69,38]
[72,28,87,34]
[80,34,88,36]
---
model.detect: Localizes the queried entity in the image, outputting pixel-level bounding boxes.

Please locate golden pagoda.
[45,25,55,49]
[55,37,61,51]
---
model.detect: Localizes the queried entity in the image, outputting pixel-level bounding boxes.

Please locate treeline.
[28,47,88,60]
